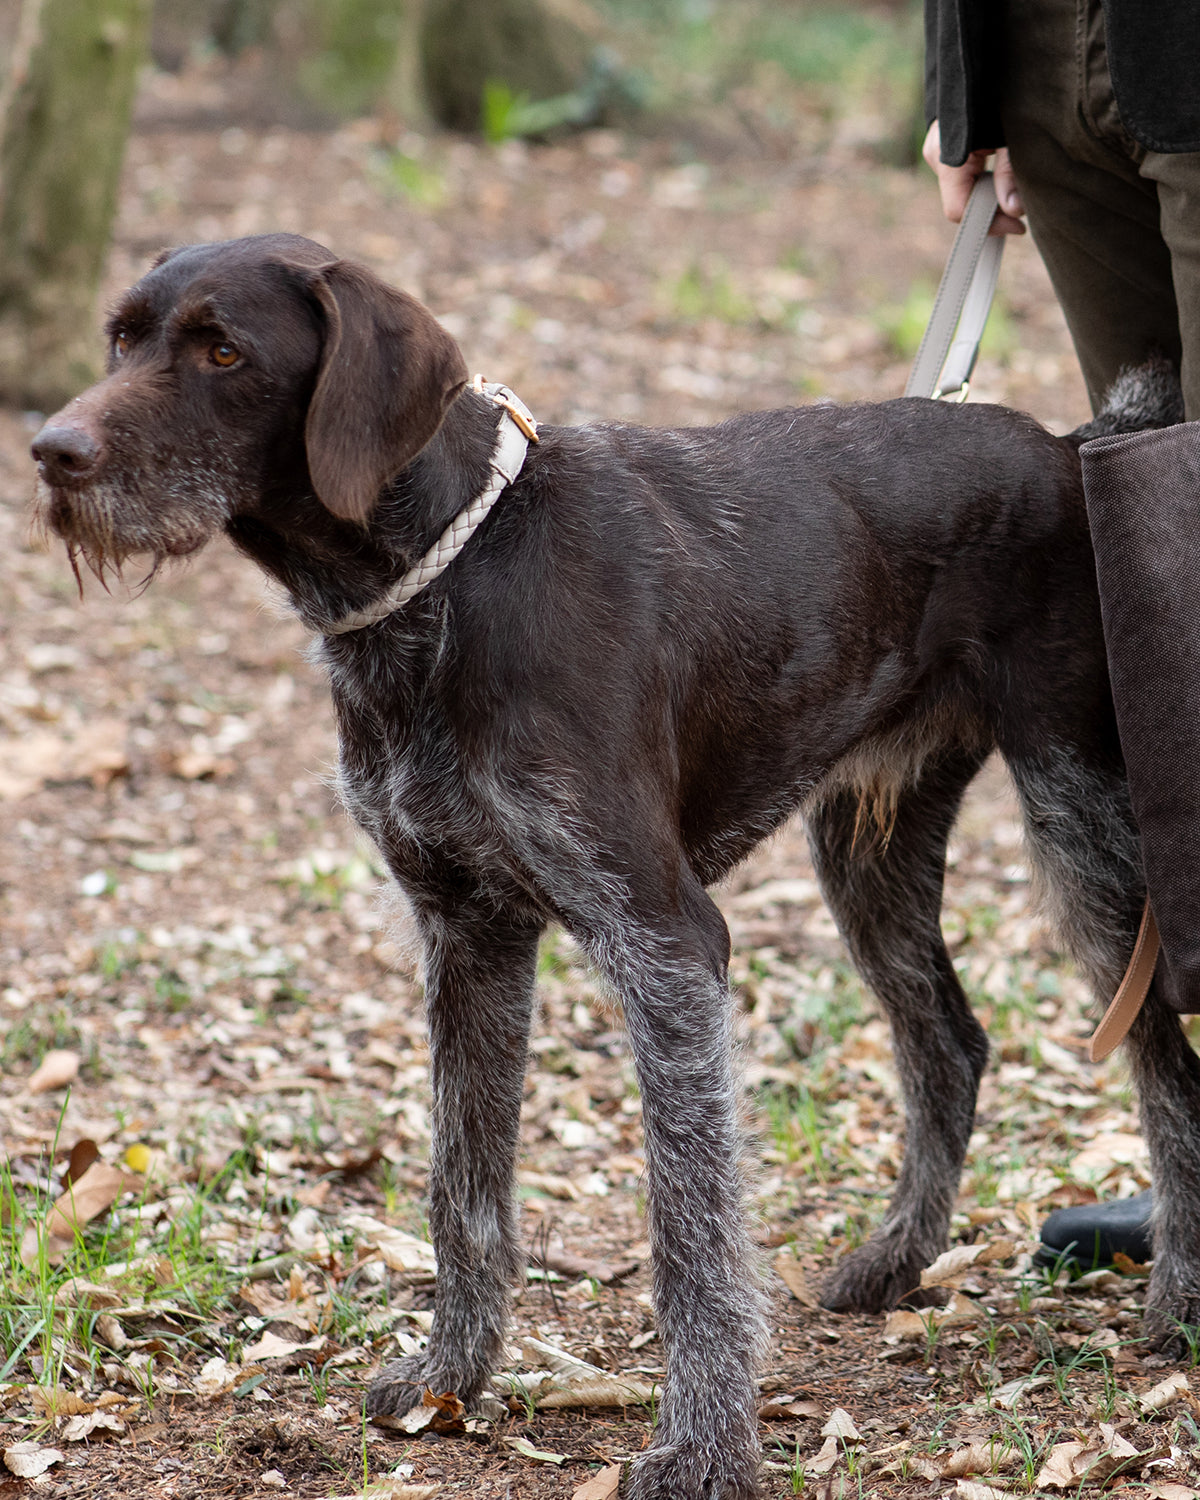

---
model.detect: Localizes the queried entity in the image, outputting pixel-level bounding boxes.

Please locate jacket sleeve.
[924,0,1005,166]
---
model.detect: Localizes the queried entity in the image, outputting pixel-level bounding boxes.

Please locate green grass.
[0,1136,260,1394]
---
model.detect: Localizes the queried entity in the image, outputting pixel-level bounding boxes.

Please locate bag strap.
[1088,901,1160,1061]
[906,171,1158,1058]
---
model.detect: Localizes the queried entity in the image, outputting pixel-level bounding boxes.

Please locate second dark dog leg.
[811,749,990,1312]
[1010,744,1200,1350]
[1125,988,1200,1348]
[367,905,541,1417]
[585,877,765,1500]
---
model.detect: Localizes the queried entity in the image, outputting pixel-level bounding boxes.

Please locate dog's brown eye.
[210,342,239,368]
[113,331,129,358]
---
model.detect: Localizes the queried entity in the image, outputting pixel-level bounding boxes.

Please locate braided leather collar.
[321,378,538,635]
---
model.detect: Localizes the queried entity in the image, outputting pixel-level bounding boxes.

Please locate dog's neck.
[226,388,504,633]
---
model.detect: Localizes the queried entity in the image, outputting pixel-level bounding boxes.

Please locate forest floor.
[2,52,1199,1500]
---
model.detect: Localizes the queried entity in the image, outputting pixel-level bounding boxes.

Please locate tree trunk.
[0,0,151,410]
[420,0,596,131]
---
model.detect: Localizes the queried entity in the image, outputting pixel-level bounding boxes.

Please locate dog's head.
[30,233,467,580]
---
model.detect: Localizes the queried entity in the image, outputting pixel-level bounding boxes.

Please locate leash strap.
[905,172,1004,401]
[907,170,1158,1056]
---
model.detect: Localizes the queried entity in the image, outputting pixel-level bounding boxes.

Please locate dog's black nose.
[31,424,102,486]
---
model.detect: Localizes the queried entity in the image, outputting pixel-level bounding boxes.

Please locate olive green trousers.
[1002,0,1200,418]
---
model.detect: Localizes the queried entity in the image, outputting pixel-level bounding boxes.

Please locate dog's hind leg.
[1124,989,1200,1350]
[811,746,990,1313]
[1008,744,1200,1351]
[581,874,765,1500]
[366,903,541,1418]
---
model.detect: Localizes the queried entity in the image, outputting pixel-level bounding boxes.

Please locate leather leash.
[905,171,1004,402]
[906,169,1157,1061]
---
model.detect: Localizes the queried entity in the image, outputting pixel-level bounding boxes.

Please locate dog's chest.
[333,691,557,908]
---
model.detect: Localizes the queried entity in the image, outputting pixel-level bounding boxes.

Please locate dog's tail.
[1067,354,1184,443]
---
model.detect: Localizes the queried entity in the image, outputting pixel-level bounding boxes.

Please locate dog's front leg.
[367,906,540,1418]
[598,902,765,1500]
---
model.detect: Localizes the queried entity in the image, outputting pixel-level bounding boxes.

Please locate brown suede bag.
[1082,422,1200,1015]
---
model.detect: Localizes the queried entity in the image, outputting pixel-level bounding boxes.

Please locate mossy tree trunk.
[0,0,151,410]
[420,0,595,131]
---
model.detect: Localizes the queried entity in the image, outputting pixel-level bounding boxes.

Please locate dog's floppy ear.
[300,259,468,523]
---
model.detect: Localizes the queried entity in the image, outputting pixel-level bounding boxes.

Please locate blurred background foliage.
[142,0,923,151]
[0,0,923,405]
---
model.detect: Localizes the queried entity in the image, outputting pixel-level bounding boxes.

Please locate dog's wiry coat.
[30,235,1200,1500]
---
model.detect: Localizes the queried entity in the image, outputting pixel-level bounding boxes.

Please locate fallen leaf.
[3,1442,64,1478]
[504,1435,567,1464]
[571,1463,622,1500]
[920,1240,1016,1289]
[343,1213,437,1279]
[528,1240,639,1285]
[372,1389,465,1436]
[992,1373,1052,1409]
[1146,1485,1200,1500]
[23,1161,129,1266]
[884,1291,980,1341]
[804,1434,841,1475]
[30,1388,95,1418]
[194,1356,242,1398]
[1035,1435,1144,1489]
[1036,1441,1095,1489]
[775,1249,819,1306]
[285,1207,334,1260]
[53,1278,121,1309]
[1141,1371,1190,1411]
[171,750,234,780]
[759,1397,823,1421]
[955,1484,1020,1500]
[510,1338,655,1409]
[1098,1422,1140,1457]
[62,1138,100,1185]
[0,723,128,799]
[941,1442,1011,1478]
[237,1280,322,1331]
[1071,1132,1148,1176]
[27,1049,80,1094]
[241,1330,325,1363]
[518,1170,581,1200]
[60,1410,125,1441]
[820,1408,861,1441]
[95,1315,127,1350]
[883,1307,933,1341]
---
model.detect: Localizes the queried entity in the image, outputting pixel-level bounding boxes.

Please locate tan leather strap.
[1088,899,1159,1061]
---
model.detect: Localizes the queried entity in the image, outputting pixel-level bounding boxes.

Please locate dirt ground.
[3,55,1200,1500]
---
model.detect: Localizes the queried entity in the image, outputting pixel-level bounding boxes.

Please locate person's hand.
[922,120,1026,235]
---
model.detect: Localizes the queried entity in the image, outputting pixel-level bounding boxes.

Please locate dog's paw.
[365,1356,432,1418]
[1142,1261,1200,1358]
[820,1239,942,1314]
[365,1354,483,1418]
[624,1443,761,1500]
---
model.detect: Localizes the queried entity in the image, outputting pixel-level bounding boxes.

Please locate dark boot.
[1034,1190,1153,1271]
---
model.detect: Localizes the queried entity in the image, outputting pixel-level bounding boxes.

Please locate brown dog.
[31,234,1198,1499]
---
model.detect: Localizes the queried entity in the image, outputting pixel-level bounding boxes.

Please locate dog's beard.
[32,470,228,592]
